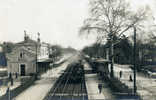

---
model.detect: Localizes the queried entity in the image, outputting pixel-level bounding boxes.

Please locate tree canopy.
[80,0,149,43]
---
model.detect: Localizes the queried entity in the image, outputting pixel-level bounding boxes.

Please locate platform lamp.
[35,32,40,79]
[35,43,38,79]
[133,26,137,94]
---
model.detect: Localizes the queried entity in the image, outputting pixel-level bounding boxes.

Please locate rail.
[44,62,88,100]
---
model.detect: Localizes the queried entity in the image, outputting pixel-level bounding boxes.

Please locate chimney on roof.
[37,32,40,43]
[24,30,29,41]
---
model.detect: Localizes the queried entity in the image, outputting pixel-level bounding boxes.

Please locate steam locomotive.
[67,62,84,84]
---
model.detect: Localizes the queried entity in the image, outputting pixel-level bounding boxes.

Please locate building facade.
[38,42,50,62]
[6,33,41,76]
[0,52,7,68]
[0,45,2,52]
[6,32,51,76]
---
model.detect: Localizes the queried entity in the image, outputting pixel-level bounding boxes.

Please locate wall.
[7,62,19,74]
[26,62,36,75]
[7,47,36,76]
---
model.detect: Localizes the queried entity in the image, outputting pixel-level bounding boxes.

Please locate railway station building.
[6,32,50,76]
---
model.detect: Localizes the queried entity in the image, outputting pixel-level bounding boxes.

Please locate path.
[114,64,156,100]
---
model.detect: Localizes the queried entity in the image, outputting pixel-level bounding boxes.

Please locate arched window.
[20,52,23,58]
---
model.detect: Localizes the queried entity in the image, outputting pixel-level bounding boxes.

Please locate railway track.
[44,62,88,100]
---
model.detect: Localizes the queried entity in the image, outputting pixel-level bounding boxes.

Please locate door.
[20,64,25,76]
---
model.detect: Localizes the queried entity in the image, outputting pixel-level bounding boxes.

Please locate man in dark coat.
[98,83,102,93]
[120,71,122,78]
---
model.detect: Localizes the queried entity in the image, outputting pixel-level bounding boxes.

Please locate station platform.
[84,60,115,100]
[85,73,115,100]
[85,74,105,100]
[14,61,69,100]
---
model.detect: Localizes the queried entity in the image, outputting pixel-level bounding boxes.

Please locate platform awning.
[92,58,110,64]
[37,58,53,63]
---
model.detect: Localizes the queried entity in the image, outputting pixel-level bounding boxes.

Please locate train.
[69,62,84,84]
[61,61,84,84]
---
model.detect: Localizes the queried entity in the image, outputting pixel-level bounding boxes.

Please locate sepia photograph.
[0,0,156,100]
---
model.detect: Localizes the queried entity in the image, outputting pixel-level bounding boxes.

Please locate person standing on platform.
[120,70,122,78]
[129,75,133,82]
[98,83,102,94]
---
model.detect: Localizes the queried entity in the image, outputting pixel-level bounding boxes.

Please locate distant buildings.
[6,32,50,76]
[38,42,50,62]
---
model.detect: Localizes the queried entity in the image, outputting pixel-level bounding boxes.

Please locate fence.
[0,76,36,100]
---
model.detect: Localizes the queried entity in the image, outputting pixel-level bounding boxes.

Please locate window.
[20,53,23,58]
[20,52,24,58]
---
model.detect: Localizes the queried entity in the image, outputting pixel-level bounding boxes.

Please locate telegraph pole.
[133,26,137,94]
[110,33,114,78]
[35,43,38,79]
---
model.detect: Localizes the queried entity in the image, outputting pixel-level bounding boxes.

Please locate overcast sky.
[0,0,156,50]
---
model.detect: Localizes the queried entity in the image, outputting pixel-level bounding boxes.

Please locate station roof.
[92,58,110,63]
[37,58,53,63]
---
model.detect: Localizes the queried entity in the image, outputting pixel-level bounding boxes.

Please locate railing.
[0,76,36,100]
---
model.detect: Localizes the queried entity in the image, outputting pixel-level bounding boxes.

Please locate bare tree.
[80,0,149,77]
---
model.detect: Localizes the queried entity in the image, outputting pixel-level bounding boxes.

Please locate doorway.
[20,64,25,76]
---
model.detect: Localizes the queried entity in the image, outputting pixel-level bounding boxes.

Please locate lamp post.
[133,26,137,94]
[35,43,38,79]
[110,33,114,78]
